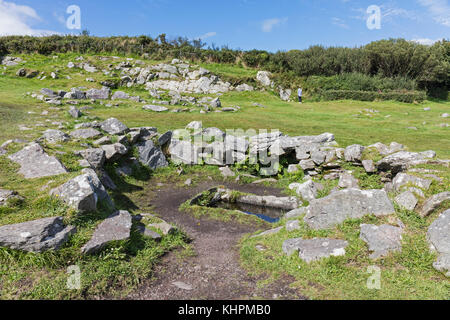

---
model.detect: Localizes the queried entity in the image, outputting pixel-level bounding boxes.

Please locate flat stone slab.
[8,143,67,179]
[43,129,70,144]
[427,209,450,276]
[304,188,395,230]
[393,173,432,191]
[70,128,102,139]
[360,224,403,259]
[0,217,76,252]
[100,118,129,135]
[418,192,450,217]
[143,105,169,112]
[81,210,132,254]
[238,194,300,211]
[282,238,348,263]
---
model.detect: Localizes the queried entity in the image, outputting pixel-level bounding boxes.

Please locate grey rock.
[418,192,450,217]
[282,238,348,262]
[395,191,418,211]
[136,225,161,240]
[299,159,316,170]
[100,118,129,135]
[362,160,376,173]
[338,172,359,189]
[101,143,128,162]
[286,220,300,231]
[344,144,365,162]
[285,207,307,219]
[210,97,221,108]
[70,128,102,139]
[8,143,67,179]
[393,173,432,191]
[50,169,113,213]
[250,226,283,238]
[279,88,292,101]
[158,131,173,146]
[377,151,436,174]
[360,224,403,259]
[86,87,110,100]
[256,71,273,86]
[93,136,111,146]
[238,195,299,211]
[427,209,450,276]
[169,140,200,165]
[137,140,168,170]
[0,189,21,206]
[289,180,323,201]
[41,88,57,97]
[311,151,327,165]
[304,189,395,230]
[77,148,105,169]
[111,91,130,100]
[43,129,70,144]
[143,105,169,112]
[81,210,132,254]
[219,167,235,177]
[148,221,176,235]
[68,106,81,118]
[0,217,75,253]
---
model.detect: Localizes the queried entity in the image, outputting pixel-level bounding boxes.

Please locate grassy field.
[0,53,449,299]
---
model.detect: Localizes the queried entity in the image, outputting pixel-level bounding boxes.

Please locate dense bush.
[316,90,427,103]
[0,35,447,97]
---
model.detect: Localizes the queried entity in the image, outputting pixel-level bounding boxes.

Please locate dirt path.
[127,181,306,300]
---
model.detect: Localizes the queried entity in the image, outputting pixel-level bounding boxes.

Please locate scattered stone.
[100,118,129,135]
[70,128,102,139]
[148,221,176,235]
[282,238,348,262]
[219,167,235,177]
[77,148,106,169]
[338,172,359,189]
[395,191,418,211]
[111,91,130,100]
[285,207,307,219]
[101,143,128,162]
[136,225,161,240]
[393,173,432,191]
[418,192,450,217]
[362,160,376,173]
[68,106,81,118]
[86,87,110,100]
[427,209,450,276]
[0,217,75,253]
[172,281,193,291]
[304,189,395,230]
[8,143,67,179]
[81,210,132,254]
[289,180,323,201]
[286,220,300,232]
[344,144,365,162]
[50,169,113,213]
[43,129,70,144]
[250,226,283,238]
[143,104,169,112]
[0,189,21,206]
[360,224,403,259]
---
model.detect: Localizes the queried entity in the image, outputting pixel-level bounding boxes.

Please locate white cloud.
[417,0,450,27]
[332,17,350,29]
[411,38,443,45]
[0,0,57,36]
[261,17,288,32]
[197,32,217,40]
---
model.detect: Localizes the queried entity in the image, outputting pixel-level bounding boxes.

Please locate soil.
[126,180,307,300]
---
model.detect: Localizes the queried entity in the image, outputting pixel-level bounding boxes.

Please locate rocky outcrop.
[8,143,67,179]
[0,217,75,252]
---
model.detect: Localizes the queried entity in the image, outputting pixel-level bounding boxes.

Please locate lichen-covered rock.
[136,140,168,170]
[377,151,436,174]
[393,173,432,191]
[81,210,132,254]
[43,129,70,144]
[77,148,106,169]
[427,209,450,276]
[418,192,450,217]
[0,217,76,253]
[86,87,110,100]
[100,118,129,135]
[395,191,418,211]
[8,143,67,179]
[282,238,348,262]
[289,180,323,201]
[50,169,113,213]
[304,188,395,230]
[360,224,403,259]
[344,144,365,162]
[101,143,128,162]
[70,128,102,139]
[338,172,359,189]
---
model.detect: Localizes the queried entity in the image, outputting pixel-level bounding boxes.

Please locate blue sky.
[0,0,449,51]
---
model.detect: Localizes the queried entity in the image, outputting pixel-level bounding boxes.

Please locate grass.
[0,52,449,300]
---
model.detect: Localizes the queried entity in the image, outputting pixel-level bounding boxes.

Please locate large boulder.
[0,217,76,253]
[100,118,129,135]
[360,224,403,259]
[282,238,348,262]
[304,188,395,230]
[279,88,292,101]
[50,169,113,213]
[256,71,273,87]
[8,143,67,179]
[81,210,132,254]
[427,209,450,276]
[137,140,168,170]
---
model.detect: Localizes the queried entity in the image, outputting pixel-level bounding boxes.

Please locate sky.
[0,0,449,52]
